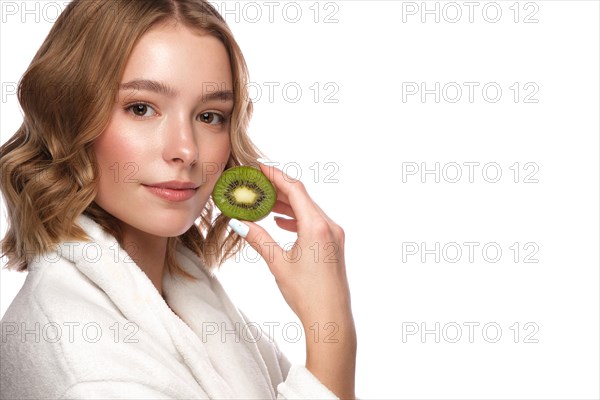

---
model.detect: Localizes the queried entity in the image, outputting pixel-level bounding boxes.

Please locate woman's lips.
[143,185,198,202]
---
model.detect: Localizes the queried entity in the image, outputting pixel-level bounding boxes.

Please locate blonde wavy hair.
[0,0,262,278]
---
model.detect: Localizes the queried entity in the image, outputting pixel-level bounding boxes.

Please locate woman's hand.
[228,162,356,399]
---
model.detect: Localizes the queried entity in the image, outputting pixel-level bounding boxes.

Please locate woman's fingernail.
[228,218,250,238]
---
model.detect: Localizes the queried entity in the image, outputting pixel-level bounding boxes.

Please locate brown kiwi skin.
[211,166,277,222]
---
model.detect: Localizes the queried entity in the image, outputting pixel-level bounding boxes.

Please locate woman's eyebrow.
[119,79,234,102]
[203,90,234,102]
[120,79,178,96]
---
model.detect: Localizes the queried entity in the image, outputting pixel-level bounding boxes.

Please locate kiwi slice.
[212,166,277,221]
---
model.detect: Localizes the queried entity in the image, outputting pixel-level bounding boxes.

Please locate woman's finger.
[257,162,322,225]
[274,216,298,233]
[273,187,290,205]
[258,163,338,226]
[273,177,337,232]
[228,219,284,275]
[271,200,295,219]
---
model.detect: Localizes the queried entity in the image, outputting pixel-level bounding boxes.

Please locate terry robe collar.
[58,214,283,398]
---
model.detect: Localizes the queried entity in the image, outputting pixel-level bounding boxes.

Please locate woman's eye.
[126,103,156,118]
[198,112,224,125]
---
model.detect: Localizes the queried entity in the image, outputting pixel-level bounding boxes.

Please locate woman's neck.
[119,223,168,297]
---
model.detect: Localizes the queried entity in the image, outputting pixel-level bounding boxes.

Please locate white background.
[1,1,599,398]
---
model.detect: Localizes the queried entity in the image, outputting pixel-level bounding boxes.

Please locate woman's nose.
[163,118,199,167]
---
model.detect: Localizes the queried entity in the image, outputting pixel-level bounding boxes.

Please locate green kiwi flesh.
[212,166,277,221]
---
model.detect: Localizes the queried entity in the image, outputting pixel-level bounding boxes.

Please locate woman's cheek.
[203,133,231,186]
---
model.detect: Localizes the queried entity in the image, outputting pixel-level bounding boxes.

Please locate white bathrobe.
[0,214,338,399]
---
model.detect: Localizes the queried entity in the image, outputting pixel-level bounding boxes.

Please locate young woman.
[0,0,356,398]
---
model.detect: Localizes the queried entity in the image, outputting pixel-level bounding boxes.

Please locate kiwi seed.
[211,166,277,222]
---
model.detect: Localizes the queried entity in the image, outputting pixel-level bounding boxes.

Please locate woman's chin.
[146,218,197,238]
[114,212,200,240]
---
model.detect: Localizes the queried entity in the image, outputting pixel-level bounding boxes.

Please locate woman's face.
[93,23,233,238]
